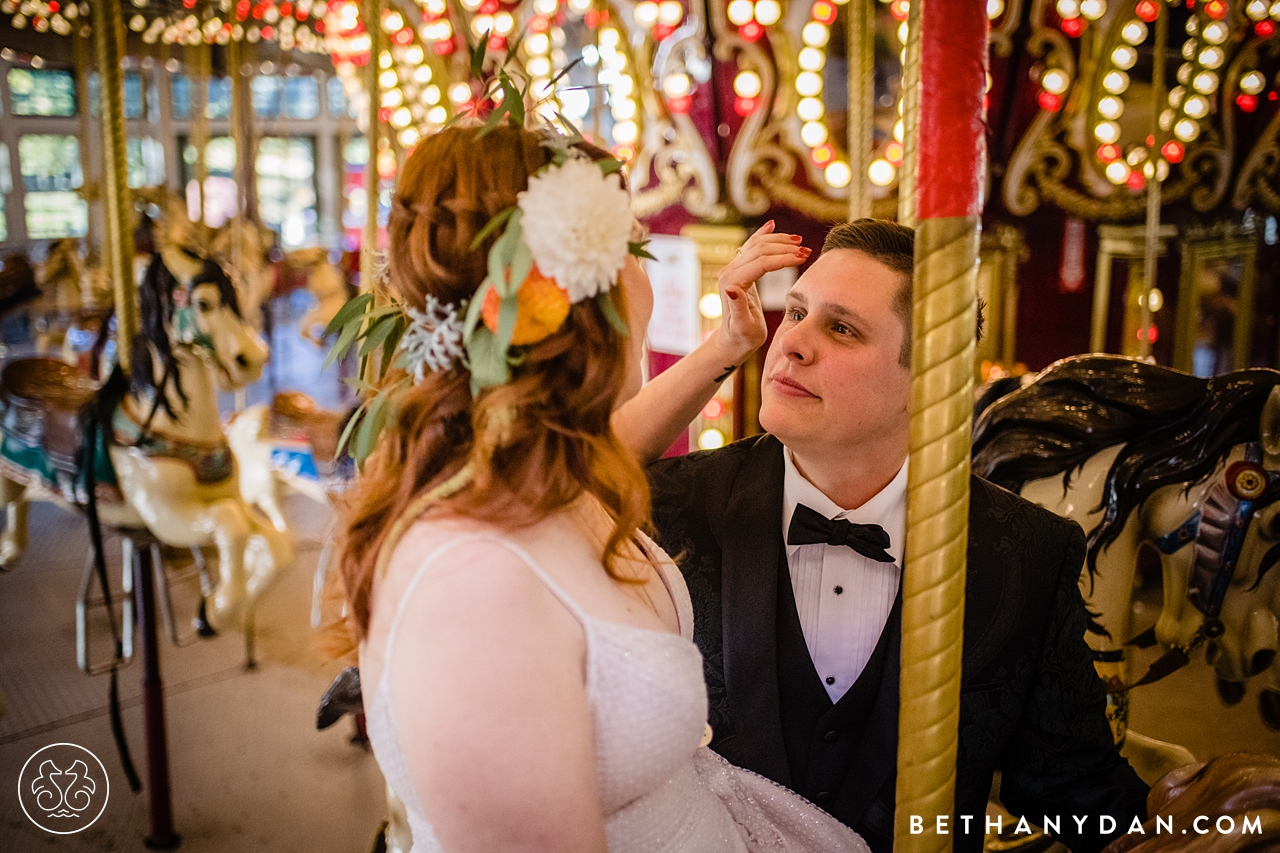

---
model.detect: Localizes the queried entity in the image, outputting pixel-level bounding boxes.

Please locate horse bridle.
[1118,442,1280,686]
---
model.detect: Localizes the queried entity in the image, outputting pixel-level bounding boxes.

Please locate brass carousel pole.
[1138,6,1167,361]
[73,21,98,259]
[190,43,211,240]
[91,0,136,369]
[360,0,382,298]
[897,0,923,228]
[895,0,987,850]
[92,0,180,849]
[847,0,874,220]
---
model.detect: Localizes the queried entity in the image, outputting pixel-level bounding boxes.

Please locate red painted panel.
[917,0,989,221]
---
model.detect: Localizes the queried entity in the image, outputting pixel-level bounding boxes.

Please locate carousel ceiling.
[11,0,1280,224]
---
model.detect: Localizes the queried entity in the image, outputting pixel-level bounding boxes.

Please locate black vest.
[776,550,901,853]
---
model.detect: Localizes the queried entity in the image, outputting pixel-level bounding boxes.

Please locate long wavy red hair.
[323,125,650,657]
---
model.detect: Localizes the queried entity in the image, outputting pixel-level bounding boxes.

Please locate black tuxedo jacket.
[647,434,1148,853]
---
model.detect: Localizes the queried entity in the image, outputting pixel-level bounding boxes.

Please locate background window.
[8,68,76,117]
[183,136,238,227]
[206,77,231,119]
[173,76,233,119]
[0,143,10,242]
[328,76,357,118]
[127,138,166,188]
[171,74,190,119]
[18,135,87,239]
[257,136,317,249]
[341,136,391,250]
[124,72,144,120]
[251,76,283,118]
[252,76,321,120]
[283,77,320,119]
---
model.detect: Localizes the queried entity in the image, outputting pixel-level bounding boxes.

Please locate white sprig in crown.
[399,296,466,382]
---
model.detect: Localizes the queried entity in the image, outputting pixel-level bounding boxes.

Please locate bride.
[329,123,868,853]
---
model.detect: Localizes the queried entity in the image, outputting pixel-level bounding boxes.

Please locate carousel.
[0,0,1279,851]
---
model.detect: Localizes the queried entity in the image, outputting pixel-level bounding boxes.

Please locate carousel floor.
[0,293,382,853]
[0,494,386,853]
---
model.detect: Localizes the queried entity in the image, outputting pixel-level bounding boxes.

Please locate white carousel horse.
[973,356,1280,752]
[210,216,277,331]
[0,244,292,631]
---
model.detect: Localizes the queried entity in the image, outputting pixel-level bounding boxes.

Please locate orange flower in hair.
[481,266,571,345]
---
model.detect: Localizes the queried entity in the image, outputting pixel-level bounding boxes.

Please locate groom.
[647,219,1148,853]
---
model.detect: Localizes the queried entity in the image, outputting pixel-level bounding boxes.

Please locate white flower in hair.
[516,158,634,303]
[398,295,466,381]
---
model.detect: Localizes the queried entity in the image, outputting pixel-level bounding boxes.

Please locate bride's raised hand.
[711,220,810,364]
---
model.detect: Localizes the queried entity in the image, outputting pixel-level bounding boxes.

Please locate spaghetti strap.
[381,532,591,687]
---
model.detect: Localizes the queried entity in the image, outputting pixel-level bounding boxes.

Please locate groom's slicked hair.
[822,218,915,366]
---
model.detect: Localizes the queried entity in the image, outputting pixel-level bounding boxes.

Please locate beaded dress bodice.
[363,528,868,853]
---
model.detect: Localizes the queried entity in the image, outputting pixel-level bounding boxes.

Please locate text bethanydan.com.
[908,814,1264,837]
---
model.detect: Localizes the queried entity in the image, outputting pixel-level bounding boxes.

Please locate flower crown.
[325,58,653,464]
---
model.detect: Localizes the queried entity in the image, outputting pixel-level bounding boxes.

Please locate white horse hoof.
[208,588,248,633]
[0,538,22,569]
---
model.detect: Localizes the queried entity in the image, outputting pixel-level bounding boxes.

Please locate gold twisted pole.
[191,43,211,241]
[847,0,875,220]
[895,2,987,850]
[897,0,923,229]
[361,0,383,297]
[1138,7,1167,360]
[91,0,136,371]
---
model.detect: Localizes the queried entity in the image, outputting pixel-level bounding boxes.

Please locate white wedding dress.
[363,529,870,853]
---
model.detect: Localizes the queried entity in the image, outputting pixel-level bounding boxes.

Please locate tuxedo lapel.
[716,435,792,785]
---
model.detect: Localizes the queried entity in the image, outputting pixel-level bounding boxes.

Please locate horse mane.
[131,253,242,420]
[972,355,1280,577]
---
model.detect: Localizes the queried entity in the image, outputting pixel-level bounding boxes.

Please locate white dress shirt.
[782,449,907,703]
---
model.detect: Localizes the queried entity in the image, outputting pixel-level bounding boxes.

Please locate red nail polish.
[728,291,739,300]
[791,235,803,243]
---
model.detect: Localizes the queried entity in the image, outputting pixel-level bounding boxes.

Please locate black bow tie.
[787,503,895,563]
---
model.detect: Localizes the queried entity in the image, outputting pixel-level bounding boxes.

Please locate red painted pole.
[896,1,989,851]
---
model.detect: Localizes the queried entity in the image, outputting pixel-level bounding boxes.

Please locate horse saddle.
[0,357,99,474]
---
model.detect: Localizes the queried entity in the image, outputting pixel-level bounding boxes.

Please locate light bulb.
[1183,94,1209,119]
[1041,68,1070,94]
[801,121,828,147]
[735,70,763,98]
[1199,47,1224,70]
[1103,70,1130,94]
[824,160,852,188]
[1111,45,1137,70]
[1120,20,1147,45]
[755,0,782,25]
[1202,21,1229,44]
[802,21,830,47]
[1093,120,1121,144]
[1193,70,1219,94]
[1241,71,1267,95]
[1079,0,1106,19]
[799,47,826,71]
[868,158,896,186]
[795,71,823,97]
[1174,117,1200,142]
